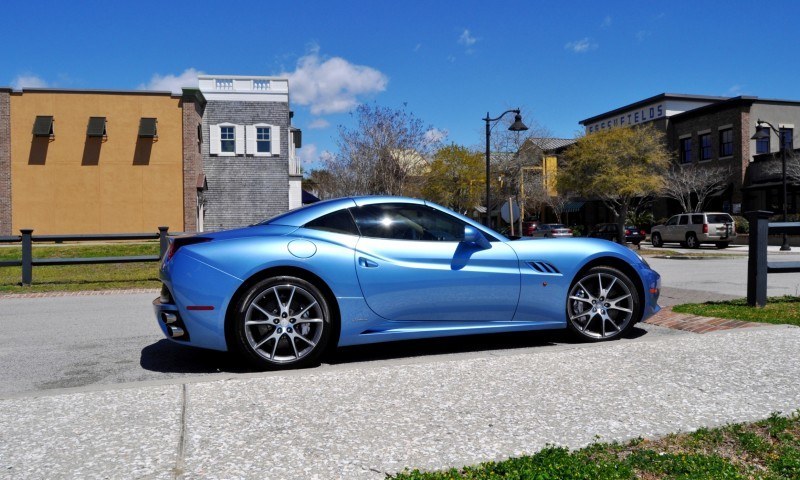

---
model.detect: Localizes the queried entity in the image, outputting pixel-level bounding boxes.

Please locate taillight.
[166,236,212,260]
[625,229,631,235]
[703,224,709,234]
[640,230,646,235]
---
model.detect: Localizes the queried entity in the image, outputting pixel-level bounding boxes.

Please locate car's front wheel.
[651,233,663,247]
[566,266,641,341]
[233,276,331,370]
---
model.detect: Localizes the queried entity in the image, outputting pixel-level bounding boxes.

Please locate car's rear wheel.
[651,233,663,247]
[566,266,641,341]
[686,233,699,249]
[233,276,331,370]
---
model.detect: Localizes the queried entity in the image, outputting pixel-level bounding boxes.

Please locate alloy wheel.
[567,270,636,340]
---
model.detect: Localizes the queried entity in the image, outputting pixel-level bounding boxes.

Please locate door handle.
[358,257,379,268]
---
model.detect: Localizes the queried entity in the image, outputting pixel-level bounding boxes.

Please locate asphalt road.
[2,250,800,397]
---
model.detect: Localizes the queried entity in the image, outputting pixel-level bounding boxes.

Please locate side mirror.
[463,226,491,249]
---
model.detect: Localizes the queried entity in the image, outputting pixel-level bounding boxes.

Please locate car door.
[662,215,680,241]
[351,203,521,321]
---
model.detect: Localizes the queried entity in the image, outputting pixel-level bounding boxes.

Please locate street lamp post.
[483,109,528,227]
[751,119,791,251]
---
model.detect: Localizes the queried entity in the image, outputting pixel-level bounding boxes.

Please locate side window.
[691,214,704,224]
[678,215,689,225]
[666,216,679,226]
[304,210,359,236]
[350,204,466,241]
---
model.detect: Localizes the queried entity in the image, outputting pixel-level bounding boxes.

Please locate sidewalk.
[2,320,799,479]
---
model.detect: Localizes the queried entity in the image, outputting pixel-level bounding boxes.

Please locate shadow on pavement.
[140,326,649,374]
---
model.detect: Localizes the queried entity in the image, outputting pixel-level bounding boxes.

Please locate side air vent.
[527,261,561,274]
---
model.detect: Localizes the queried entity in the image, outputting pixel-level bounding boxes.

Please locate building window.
[256,127,271,153]
[87,117,107,137]
[220,126,235,153]
[780,127,794,151]
[680,137,693,164]
[699,133,712,161]
[32,116,54,137]
[138,118,158,138]
[756,126,770,154]
[246,124,280,156]
[720,129,733,157]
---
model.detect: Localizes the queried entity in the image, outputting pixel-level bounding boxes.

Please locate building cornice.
[579,93,731,125]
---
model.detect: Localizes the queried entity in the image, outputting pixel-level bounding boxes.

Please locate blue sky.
[4,1,799,170]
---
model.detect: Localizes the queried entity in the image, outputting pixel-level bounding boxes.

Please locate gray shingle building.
[196,75,302,231]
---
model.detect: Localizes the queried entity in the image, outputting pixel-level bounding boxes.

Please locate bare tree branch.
[660,164,731,213]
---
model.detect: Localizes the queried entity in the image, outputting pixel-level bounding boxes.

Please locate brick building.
[579,93,800,221]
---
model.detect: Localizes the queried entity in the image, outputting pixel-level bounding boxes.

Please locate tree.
[660,164,732,213]
[302,169,338,200]
[559,124,669,243]
[421,145,484,214]
[324,103,440,196]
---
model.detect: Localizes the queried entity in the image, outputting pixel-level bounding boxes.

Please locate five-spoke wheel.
[234,276,331,369]
[566,266,640,341]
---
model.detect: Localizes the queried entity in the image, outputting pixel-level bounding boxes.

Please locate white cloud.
[727,84,745,96]
[458,29,477,47]
[601,15,612,28]
[414,43,422,52]
[298,144,319,167]
[308,118,330,129]
[424,128,448,143]
[140,68,203,94]
[281,48,388,115]
[12,74,48,90]
[635,30,651,42]
[564,38,598,53]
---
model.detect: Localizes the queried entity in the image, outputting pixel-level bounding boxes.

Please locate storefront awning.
[563,201,585,213]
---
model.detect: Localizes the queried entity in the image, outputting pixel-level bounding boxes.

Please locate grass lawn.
[0,242,161,293]
[673,296,800,327]
[391,411,800,479]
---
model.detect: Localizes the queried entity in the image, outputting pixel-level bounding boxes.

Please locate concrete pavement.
[2,323,799,479]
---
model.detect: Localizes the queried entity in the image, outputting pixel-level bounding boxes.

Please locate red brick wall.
[0,91,11,235]
[181,97,204,233]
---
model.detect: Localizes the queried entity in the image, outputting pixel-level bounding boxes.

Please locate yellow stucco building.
[1,89,185,234]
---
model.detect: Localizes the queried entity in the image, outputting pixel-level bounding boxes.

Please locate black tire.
[716,242,729,249]
[232,276,332,370]
[566,266,641,342]
[686,233,700,249]
[651,233,663,248]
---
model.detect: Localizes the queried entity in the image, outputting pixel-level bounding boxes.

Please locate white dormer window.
[246,124,280,156]
[210,123,244,156]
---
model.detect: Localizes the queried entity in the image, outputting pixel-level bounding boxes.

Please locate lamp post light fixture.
[483,109,528,227]
[751,119,791,251]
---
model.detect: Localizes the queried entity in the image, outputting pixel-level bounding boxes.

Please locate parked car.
[589,223,646,245]
[522,221,539,236]
[529,223,573,238]
[154,196,660,370]
[650,212,736,248]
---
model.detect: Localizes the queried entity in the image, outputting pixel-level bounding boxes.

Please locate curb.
[0,288,159,299]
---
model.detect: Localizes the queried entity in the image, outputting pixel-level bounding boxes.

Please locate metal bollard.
[20,229,33,286]
[746,211,771,307]
[158,226,169,260]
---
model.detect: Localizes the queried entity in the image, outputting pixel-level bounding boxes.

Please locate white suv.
[650,212,736,249]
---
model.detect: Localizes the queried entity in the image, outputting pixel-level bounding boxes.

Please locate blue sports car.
[154,196,661,369]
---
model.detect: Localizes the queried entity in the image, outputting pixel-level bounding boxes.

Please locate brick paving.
[645,306,766,333]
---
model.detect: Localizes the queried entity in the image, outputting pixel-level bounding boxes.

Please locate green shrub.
[732,215,749,234]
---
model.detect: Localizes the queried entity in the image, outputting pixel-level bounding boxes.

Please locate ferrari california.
[154,196,661,369]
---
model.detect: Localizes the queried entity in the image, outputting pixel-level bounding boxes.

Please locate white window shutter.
[209,125,220,155]
[235,125,245,155]
[271,125,281,155]
[245,125,256,154]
